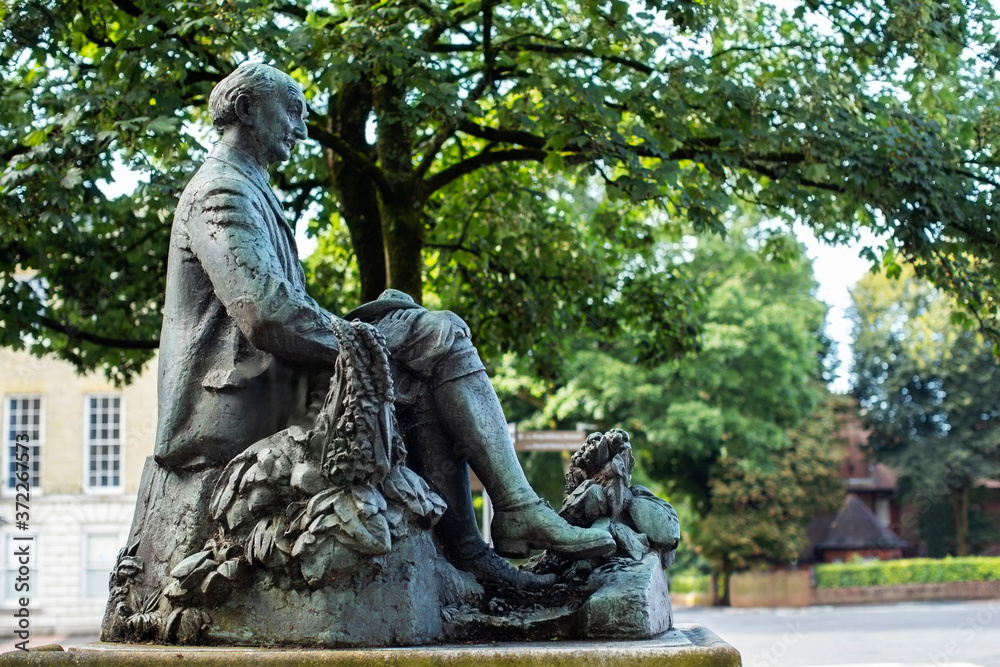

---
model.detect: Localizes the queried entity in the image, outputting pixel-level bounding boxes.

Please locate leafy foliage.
[851,268,1000,556]
[693,395,845,573]
[3,0,1000,382]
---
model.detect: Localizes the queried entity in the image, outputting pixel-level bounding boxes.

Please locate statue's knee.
[427,309,472,340]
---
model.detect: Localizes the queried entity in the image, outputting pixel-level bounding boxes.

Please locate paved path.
[675,600,1000,667]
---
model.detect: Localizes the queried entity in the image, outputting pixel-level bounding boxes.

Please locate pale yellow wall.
[0,348,158,494]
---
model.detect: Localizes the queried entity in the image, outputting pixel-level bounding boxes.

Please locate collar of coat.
[207,141,295,234]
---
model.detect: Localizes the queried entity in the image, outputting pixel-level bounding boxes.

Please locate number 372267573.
[13,434,31,515]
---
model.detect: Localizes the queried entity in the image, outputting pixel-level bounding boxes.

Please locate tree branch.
[499,42,655,76]
[415,124,457,180]
[708,41,807,60]
[482,0,495,89]
[39,316,160,349]
[275,3,307,20]
[109,0,141,17]
[307,122,391,195]
[1,144,29,165]
[456,119,546,149]
[426,148,547,192]
[428,42,480,53]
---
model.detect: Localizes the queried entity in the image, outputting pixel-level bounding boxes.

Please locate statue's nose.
[293,119,307,141]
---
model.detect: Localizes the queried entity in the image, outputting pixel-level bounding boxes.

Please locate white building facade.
[0,348,156,636]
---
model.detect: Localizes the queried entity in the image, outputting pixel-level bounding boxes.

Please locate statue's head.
[209,62,308,166]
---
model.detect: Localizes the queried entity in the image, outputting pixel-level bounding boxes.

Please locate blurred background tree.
[852,268,1000,557]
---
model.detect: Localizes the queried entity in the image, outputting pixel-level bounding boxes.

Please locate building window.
[875,496,891,528]
[2,532,33,603]
[84,533,119,600]
[85,395,123,491]
[5,396,42,493]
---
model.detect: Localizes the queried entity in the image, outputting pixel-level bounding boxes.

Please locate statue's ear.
[234,93,254,127]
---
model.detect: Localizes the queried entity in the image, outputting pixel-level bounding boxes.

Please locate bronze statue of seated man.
[154,62,614,589]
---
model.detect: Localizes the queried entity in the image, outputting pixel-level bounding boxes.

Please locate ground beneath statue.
[675,599,1000,667]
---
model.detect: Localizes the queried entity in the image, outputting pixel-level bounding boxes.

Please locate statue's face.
[247,83,309,165]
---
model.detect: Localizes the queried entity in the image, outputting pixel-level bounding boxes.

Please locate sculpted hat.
[343,289,423,322]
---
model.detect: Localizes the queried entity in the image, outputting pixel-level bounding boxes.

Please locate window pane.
[87,534,119,565]
[5,396,42,491]
[85,570,108,600]
[85,395,122,489]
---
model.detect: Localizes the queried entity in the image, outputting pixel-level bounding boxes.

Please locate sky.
[792,226,879,394]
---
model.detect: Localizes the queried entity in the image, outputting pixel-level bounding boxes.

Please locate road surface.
[675,600,1000,667]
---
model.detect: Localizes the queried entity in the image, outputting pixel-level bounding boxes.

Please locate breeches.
[372,308,485,411]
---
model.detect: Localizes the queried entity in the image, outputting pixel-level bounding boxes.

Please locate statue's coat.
[155,142,339,468]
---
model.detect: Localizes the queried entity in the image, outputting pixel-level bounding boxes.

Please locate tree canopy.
[2,0,1000,382]
[852,267,1000,556]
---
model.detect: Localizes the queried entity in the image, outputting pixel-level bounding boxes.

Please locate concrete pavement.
[675,600,1000,667]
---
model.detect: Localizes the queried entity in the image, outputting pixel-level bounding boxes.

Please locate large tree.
[852,268,1000,556]
[2,0,1000,382]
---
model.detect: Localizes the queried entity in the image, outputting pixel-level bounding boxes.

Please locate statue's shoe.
[491,499,616,560]
[455,547,557,589]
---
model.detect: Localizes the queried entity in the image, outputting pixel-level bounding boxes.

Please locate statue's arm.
[185,178,339,365]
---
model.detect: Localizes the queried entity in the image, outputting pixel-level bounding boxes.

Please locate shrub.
[814,557,1000,589]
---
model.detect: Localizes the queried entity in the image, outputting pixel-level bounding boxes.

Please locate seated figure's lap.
[373,308,485,407]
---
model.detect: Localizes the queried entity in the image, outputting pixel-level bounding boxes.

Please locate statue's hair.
[209,62,296,132]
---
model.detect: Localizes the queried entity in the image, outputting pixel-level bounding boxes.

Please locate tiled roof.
[816,493,908,551]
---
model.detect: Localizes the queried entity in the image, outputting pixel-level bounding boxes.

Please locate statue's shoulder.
[174,157,261,233]
[183,157,256,201]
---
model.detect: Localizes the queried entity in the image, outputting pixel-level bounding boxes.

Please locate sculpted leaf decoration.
[558,479,607,527]
[197,317,445,586]
[305,486,391,555]
[246,516,292,568]
[382,465,446,528]
[627,487,681,550]
[557,430,680,564]
[210,457,256,526]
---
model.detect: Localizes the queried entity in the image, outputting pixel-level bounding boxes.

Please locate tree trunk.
[329,81,387,304]
[378,198,425,303]
[952,485,971,557]
[714,556,732,607]
[372,77,424,303]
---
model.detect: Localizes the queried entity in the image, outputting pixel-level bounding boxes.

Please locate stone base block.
[0,624,741,666]
[204,531,450,647]
[580,552,672,638]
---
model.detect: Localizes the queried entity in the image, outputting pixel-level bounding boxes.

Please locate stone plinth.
[580,552,672,638]
[0,625,741,666]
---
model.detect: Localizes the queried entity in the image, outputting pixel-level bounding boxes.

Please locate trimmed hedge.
[669,574,712,594]
[814,556,1000,589]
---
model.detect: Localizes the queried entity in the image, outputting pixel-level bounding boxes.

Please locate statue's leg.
[402,405,554,588]
[377,306,614,560]
[432,370,615,560]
